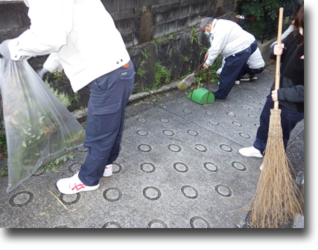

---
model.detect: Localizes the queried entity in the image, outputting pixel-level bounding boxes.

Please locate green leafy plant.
[181,55,189,63]
[154,62,171,89]
[42,152,76,173]
[193,55,222,88]
[0,166,8,177]
[48,71,69,84]
[237,0,300,39]
[136,61,148,79]
[72,92,80,103]
[140,50,152,59]
[199,46,209,61]
[168,31,177,40]
[190,24,199,45]
[0,127,7,156]
[45,81,72,108]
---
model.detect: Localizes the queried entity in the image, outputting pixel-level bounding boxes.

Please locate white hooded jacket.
[9,0,130,92]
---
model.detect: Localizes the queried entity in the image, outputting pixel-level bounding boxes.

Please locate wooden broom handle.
[274,7,284,110]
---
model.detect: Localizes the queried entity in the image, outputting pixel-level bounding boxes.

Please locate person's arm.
[38,52,63,80]
[204,28,228,68]
[7,0,74,60]
[270,23,294,48]
[278,85,304,103]
[43,53,63,73]
[272,78,304,103]
[270,33,291,61]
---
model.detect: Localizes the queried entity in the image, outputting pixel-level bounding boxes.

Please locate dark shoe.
[240,74,257,81]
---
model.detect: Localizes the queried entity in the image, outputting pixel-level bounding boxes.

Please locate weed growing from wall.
[154,62,171,90]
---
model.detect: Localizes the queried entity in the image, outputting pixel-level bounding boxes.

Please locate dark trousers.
[215,39,257,99]
[79,61,135,186]
[241,64,265,76]
[253,95,304,155]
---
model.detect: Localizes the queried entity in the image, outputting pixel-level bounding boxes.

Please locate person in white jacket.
[239,47,265,82]
[216,47,265,84]
[200,17,257,100]
[0,0,135,195]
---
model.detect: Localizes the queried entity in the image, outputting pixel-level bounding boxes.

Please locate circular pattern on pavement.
[137,130,149,136]
[68,163,82,174]
[168,144,181,152]
[231,161,247,171]
[232,121,242,127]
[159,118,170,123]
[33,167,45,176]
[181,185,198,199]
[148,219,168,228]
[209,120,219,125]
[112,163,122,174]
[195,144,207,152]
[215,185,232,197]
[204,162,218,172]
[173,163,189,173]
[205,111,214,115]
[163,130,175,136]
[59,193,81,205]
[143,187,161,200]
[9,191,34,207]
[140,163,156,173]
[138,144,152,152]
[239,133,250,139]
[190,217,211,228]
[102,222,122,228]
[187,130,198,136]
[137,118,147,123]
[241,105,250,110]
[103,188,122,202]
[227,112,236,117]
[220,144,233,152]
[247,114,257,118]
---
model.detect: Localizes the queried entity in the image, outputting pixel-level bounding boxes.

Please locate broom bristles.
[177,73,194,90]
[247,109,303,228]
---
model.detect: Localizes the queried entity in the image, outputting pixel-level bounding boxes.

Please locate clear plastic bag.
[0,59,85,193]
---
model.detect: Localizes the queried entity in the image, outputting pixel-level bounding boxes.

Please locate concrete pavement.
[0,63,304,228]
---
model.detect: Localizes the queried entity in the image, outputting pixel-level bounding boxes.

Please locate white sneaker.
[239,146,263,158]
[235,80,240,85]
[260,163,264,170]
[103,164,113,177]
[56,172,99,195]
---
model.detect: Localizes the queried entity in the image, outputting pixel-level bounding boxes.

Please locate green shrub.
[236,0,301,40]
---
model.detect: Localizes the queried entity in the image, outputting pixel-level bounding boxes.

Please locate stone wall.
[0,0,238,111]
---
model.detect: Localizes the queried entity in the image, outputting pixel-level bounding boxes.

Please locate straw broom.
[177,61,205,90]
[247,7,303,228]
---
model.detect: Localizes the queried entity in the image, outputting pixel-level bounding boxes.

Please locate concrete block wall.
[0,0,238,111]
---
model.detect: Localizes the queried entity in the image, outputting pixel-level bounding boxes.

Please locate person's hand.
[271,90,278,102]
[203,63,209,69]
[273,44,285,56]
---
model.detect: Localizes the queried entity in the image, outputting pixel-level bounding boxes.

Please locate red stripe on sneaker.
[72,183,86,191]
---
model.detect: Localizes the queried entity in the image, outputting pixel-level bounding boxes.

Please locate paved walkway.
[0,64,304,228]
